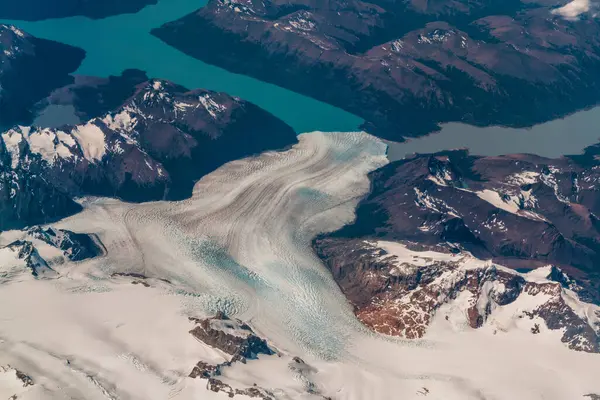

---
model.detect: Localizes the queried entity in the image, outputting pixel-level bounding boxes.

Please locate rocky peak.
[189,313,275,363]
[426,153,465,187]
[27,226,104,262]
[186,314,330,399]
[125,79,240,138]
[0,226,104,281]
[315,238,600,352]
[4,240,55,278]
[188,314,278,399]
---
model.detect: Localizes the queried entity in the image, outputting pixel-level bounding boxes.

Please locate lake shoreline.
[385,104,600,160]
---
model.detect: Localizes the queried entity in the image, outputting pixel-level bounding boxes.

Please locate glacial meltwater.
[386,105,600,160]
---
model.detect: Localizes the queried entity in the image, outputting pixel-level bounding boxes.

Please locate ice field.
[1,131,600,399]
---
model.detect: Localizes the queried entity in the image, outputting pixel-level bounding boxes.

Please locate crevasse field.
[1,132,599,399]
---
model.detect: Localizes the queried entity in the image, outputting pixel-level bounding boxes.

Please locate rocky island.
[153,0,600,140]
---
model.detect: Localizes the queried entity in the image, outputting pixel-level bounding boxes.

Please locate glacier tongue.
[55,131,389,358]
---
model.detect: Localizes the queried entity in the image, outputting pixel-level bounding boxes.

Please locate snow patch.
[552,0,594,18]
[7,25,25,37]
[1,129,23,168]
[475,189,520,214]
[418,29,455,44]
[71,122,106,162]
[507,171,540,186]
[289,12,317,31]
[198,94,226,119]
[371,240,474,273]
[541,168,570,203]
[390,39,404,53]
[414,187,460,217]
[103,111,138,133]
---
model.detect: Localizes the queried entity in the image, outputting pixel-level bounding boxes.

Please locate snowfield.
[0,131,599,399]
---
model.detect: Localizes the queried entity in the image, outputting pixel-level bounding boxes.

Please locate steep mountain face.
[327,146,600,301]
[187,314,328,400]
[27,226,105,262]
[0,25,85,129]
[0,226,104,280]
[0,78,297,230]
[313,144,600,352]
[314,239,600,353]
[153,0,600,140]
[0,0,157,20]
[189,313,276,364]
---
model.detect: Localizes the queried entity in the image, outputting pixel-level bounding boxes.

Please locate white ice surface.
[0,132,599,399]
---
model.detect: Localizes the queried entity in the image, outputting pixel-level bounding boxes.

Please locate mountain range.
[153,0,600,140]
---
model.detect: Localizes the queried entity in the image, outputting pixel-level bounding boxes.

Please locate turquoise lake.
[4,0,600,157]
[2,0,363,134]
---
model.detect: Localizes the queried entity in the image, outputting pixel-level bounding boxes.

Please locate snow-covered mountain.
[314,145,600,353]
[187,313,332,399]
[0,226,104,280]
[321,147,600,299]
[0,77,297,230]
[315,239,600,353]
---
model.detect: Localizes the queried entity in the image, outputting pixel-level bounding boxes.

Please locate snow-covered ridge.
[2,123,104,165]
[0,74,298,232]
[0,81,236,185]
[371,150,600,287]
[0,365,34,400]
[0,81,235,168]
[0,226,103,281]
[343,240,600,353]
[426,165,549,222]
